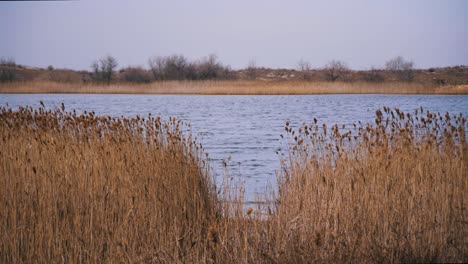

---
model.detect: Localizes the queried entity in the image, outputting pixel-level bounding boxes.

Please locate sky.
[1,0,467,70]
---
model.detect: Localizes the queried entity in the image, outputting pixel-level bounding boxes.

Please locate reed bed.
[0,104,467,263]
[271,107,467,262]
[1,80,467,94]
[0,105,221,263]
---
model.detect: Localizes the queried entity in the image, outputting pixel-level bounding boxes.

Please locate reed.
[1,80,467,94]
[0,104,466,263]
[271,107,467,262]
[0,105,220,263]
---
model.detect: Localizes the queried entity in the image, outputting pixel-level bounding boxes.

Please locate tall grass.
[0,105,219,262]
[272,107,467,262]
[1,105,466,263]
[1,80,467,94]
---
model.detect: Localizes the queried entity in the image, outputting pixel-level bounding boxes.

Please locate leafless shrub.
[148,56,167,80]
[192,54,231,80]
[162,54,188,80]
[148,54,232,81]
[297,59,312,80]
[147,54,188,80]
[385,56,414,82]
[245,59,258,80]
[0,57,17,82]
[121,66,152,83]
[323,60,349,81]
[91,55,118,84]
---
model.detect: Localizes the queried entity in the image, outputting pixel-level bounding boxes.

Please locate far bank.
[1,80,467,95]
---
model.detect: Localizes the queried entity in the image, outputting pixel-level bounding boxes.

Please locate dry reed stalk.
[1,104,466,263]
[0,81,467,94]
[272,107,467,262]
[0,105,220,263]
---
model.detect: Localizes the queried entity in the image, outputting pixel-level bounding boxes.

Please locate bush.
[323,60,349,81]
[192,54,231,80]
[297,59,312,80]
[148,54,188,80]
[148,54,232,81]
[385,56,415,82]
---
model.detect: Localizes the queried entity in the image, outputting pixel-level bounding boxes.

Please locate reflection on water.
[2,94,468,201]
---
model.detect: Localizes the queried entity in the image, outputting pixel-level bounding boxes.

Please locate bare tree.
[245,59,257,80]
[297,59,311,80]
[164,55,188,80]
[148,54,188,80]
[323,60,349,81]
[91,55,118,84]
[148,56,166,80]
[0,57,17,82]
[194,54,231,80]
[101,55,118,84]
[149,54,232,81]
[196,54,219,79]
[385,56,414,82]
[91,61,101,82]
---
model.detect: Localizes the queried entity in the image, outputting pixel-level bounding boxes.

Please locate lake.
[2,94,468,201]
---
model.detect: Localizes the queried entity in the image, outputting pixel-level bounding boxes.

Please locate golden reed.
[0,80,467,94]
[1,104,466,263]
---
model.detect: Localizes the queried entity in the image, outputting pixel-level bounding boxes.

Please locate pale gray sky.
[1,0,467,70]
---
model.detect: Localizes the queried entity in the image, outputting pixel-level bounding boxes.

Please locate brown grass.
[1,105,467,263]
[0,106,220,262]
[272,107,467,262]
[1,80,467,94]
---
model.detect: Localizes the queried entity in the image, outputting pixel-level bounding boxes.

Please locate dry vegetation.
[1,80,467,95]
[2,56,468,94]
[274,107,467,262]
[0,105,220,262]
[1,105,467,263]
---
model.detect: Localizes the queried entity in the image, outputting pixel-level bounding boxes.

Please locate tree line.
[1,55,417,83]
[89,54,233,84]
[299,56,415,82]
[90,55,417,84]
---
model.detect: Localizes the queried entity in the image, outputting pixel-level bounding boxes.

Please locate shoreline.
[1,80,467,95]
